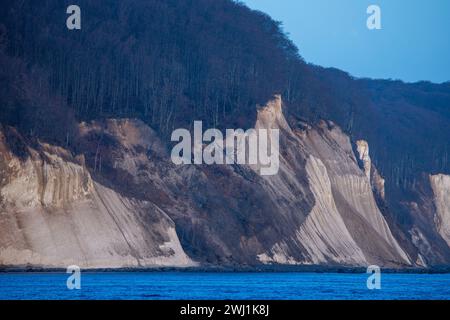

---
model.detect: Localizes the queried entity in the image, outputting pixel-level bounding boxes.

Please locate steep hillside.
[0,0,449,268]
[0,126,194,268]
[1,97,418,268]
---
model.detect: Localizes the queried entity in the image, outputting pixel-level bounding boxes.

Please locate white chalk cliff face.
[254,96,409,266]
[356,140,372,180]
[430,174,450,247]
[0,128,195,268]
[356,140,385,201]
[1,96,449,269]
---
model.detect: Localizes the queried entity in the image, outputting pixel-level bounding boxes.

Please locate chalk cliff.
[3,96,447,269]
[430,174,450,247]
[0,127,195,268]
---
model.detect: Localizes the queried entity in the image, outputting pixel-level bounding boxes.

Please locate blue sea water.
[0,272,449,300]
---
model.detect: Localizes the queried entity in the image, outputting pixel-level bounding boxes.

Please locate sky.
[243,0,450,83]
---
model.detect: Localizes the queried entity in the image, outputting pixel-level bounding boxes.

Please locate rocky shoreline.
[2,264,450,274]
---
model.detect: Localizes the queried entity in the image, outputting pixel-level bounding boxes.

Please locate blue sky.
[243,0,450,83]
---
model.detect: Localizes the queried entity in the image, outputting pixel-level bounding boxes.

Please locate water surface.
[0,272,449,300]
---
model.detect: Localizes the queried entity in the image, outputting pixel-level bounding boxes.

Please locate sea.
[0,272,449,300]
